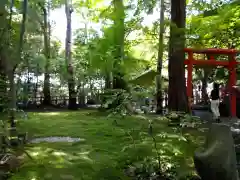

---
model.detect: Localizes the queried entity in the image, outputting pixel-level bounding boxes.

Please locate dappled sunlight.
[37,112,61,116]
[64,151,93,163]
[77,151,90,155]
[31,152,40,156]
[132,114,148,120]
[77,154,93,162]
[156,132,187,141]
[52,151,67,156]
[27,146,93,164]
[160,145,183,156]
[17,144,95,179]
[28,146,68,159]
[28,146,55,158]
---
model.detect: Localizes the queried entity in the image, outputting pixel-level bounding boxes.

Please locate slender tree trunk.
[112,0,127,90]
[168,0,188,112]
[8,71,16,127]
[42,2,51,105]
[0,0,14,122]
[8,0,27,128]
[156,0,165,114]
[65,0,77,110]
[0,2,8,112]
[35,64,39,102]
[0,65,7,112]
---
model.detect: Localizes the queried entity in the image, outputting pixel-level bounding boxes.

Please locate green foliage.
[101,86,154,118]
[180,114,201,128]
[187,1,240,82]
[101,89,134,117]
[0,110,30,178]
[0,0,238,97]
[166,111,201,128]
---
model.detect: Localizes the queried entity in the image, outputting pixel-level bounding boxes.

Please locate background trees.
[1,1,240,179]
[0,0,238,114]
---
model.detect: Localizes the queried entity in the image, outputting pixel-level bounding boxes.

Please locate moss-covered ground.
[10,110,204,180]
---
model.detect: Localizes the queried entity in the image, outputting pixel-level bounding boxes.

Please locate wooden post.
[187,51,193,112]
[229,53,237,117]
[187,51,193,98]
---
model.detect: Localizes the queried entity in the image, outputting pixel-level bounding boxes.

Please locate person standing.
[210,83,220,123]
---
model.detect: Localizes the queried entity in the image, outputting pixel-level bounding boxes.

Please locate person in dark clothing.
[210,83,220,123]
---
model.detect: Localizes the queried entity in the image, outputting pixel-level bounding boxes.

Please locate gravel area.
[30,136,85,143]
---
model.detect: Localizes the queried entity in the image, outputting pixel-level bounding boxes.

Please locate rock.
[194,123,239,180]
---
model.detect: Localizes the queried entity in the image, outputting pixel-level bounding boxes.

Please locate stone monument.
[194,123,239,180]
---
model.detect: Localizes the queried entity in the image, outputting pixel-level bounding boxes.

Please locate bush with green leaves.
[118,116,202,180]
[166,111,201,128]
[0,114,31,179]
[100,89,136,117]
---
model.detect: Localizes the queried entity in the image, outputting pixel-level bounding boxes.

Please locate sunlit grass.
[10,110,204,180]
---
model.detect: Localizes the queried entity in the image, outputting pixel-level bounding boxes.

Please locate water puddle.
[30,136,85,143]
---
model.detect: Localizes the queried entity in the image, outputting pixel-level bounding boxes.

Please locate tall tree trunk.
[0,65,7,112]
[0,0,12,114]
[168,0,188,112]
[0,2,8,111]
[8,70,16,127]
[112,0,127,90]
[8,0,27,128]
[65,0,77,110]
[35,75,38,102]
[0,0,8,43]
[156,0,165,114]
[41,2,51,105]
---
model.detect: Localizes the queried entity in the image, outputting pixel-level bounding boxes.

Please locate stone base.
[194,124,239,180]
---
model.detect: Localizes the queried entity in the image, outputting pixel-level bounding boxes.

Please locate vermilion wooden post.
[187,51,193,102]
[229,54,237,117]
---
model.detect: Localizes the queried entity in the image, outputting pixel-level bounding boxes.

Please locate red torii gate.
[184,48,240,117]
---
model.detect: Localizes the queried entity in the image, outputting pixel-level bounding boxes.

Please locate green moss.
[11,110,204,180]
